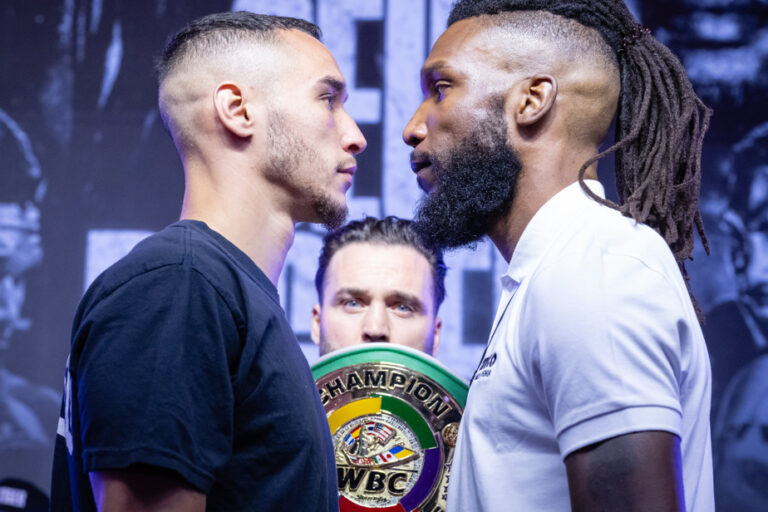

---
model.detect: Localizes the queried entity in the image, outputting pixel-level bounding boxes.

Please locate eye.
[433,81,450,101]
[340,298,362,311]
[394,303,415,314]
[322,94,337,110]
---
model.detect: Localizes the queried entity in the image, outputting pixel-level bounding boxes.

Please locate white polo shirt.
[447,180,714,511]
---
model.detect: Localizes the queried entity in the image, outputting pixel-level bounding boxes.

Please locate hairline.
[321,240,438,311]
[158,27,312,87]
[315,218,447,312]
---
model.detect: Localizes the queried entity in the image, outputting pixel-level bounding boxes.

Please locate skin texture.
[403,16,619,260]
[311,242,441,356]
[89,469,205,512]
[565,431,685,512]
[160,28,366,284]
[404,16,683,511]
[89,28,366,512]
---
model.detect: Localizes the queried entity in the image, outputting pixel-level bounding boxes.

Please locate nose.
[361,303,389,343]
[340,111,367,156]
[402,103,428,147]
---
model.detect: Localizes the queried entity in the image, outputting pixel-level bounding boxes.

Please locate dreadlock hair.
[449,0,712,315]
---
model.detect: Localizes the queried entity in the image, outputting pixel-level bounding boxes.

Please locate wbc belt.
[312,344,468,512]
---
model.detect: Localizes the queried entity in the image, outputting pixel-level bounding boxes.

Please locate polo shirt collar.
[505,179,605,285]
[488,180,605,339]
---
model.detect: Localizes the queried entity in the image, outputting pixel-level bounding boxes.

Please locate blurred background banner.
[0,0,766,509]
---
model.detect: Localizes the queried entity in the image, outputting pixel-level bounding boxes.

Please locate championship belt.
[312,343,468,512]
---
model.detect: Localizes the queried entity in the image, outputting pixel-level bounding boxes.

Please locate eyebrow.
[420,61,454,93]
[421,60,452,78]
[333,287,369,300]
[387,292,425,311]
[317,76,348,101]
[333,288,425,311]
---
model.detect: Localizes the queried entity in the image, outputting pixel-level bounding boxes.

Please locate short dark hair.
[315,216,447,311]
[156,11,322,83]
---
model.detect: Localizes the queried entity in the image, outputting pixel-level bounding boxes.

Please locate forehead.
[274,29,344,82]
[422,18,530,92]
[325,242,433,292]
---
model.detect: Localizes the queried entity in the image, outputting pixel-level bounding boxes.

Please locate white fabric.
[447,180,714,511]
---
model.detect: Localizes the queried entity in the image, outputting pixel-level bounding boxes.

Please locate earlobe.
[213,82,254,138]
[310,304,322,345]
[515,74,557,127]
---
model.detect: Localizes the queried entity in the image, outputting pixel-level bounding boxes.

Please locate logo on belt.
[312,344,468,512]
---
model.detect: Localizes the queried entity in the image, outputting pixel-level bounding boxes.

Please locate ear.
[513,74,557,127]
[311,303,322,345]
[431,317,442,357]
[213,82,256,138]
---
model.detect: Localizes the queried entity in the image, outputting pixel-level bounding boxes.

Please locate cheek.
[322,309,362,342]
[391,317,432,346]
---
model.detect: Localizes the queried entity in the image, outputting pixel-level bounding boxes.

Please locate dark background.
[1,0,766,509]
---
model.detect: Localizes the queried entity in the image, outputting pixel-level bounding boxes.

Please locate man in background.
[706,122,768,512]
[312,216,445,357]
[705,122,768,414]
[51,11,365,512]
[0,109,58,495]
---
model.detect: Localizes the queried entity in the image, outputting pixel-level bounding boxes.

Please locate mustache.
[337,159,357,172]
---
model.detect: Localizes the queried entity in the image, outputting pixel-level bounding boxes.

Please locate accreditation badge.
[312,343,468,512]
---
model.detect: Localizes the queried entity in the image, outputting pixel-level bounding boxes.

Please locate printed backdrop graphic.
[0,0,766,509]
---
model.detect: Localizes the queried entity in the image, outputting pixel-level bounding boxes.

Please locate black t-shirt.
[50,220,338,511]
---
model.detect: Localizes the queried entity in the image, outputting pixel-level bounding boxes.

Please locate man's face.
[0,203,41,347]
[740,230,768,323]
[311,242,441,356]
[263,30,367,229]
[402,19,522,248]
[734,165,768,323]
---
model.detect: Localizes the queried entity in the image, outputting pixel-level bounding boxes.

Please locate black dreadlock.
[449,0,712,315]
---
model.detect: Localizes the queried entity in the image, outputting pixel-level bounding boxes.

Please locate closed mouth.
[410,159,431,174]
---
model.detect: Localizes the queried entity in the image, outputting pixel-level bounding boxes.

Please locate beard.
[413,105,522,249]
[265,111,347,230]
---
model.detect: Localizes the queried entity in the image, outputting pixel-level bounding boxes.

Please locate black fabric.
[50,220,338,511]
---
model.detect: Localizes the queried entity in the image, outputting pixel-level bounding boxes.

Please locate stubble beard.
[265,112,347,230]
[413,105,523,250]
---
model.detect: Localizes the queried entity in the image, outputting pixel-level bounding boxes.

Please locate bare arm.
[89,466,206,512]
[564,431,685,512]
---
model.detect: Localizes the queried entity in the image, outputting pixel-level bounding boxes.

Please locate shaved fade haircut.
[155,12,321,153]
[449,0,712,316]
[479,10,616,68]
[156,11,321,84]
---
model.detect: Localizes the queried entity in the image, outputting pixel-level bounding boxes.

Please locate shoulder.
[75,223,248,324]
[520,205,690,344]
[85,222,253,304]
[538,202,682,289]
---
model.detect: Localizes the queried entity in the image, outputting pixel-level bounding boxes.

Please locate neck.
[179,159,296,286]
[489,149,599,263]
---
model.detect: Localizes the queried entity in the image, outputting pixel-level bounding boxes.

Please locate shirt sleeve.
[72,263,240,492]
[520,248,686,459]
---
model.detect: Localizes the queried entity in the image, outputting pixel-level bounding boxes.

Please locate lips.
[410,155,431,175]
[410,152,437,193]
